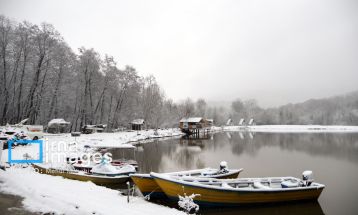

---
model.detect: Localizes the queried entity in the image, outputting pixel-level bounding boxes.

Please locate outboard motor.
[219,161,229,173]
[302,170,314,186]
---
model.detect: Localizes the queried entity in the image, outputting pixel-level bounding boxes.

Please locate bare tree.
[25,23,59,124]
[0,16,13,124]
[195,98,207,117]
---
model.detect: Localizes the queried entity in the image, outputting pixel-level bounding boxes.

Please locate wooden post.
[127,181,130,203]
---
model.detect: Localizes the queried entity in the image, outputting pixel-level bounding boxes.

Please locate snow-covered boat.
[131,162,243,199]
[150,170,325,206]
[91,162,136,176]
[111,158,138,169]
[73,158,138,172]
[72,162,95,172]
[72,144,139,172]
[33,162,136,186]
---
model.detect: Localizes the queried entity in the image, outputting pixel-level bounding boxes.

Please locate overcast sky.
[1,0,357,107]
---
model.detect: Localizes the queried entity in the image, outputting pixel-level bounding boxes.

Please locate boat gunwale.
[32,164,131,179]
[150,172,325,193]
[164,195,322,207]
[130,168,243,179]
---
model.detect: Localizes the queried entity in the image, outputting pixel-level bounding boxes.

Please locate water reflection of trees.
[226,132,358,164]
[110,132,358,173]
[137,139,179,172]
[109,139,176,173]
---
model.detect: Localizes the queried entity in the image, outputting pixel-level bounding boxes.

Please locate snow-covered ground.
[1,128,184,168]
[0,167,184,215]
[53,128,182,147]
[45,128,183,148]
[249,125,358,133]
[221,125,358,133]
[0,128,185,215]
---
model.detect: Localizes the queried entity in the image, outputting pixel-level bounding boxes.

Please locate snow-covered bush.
[178,193,200,214]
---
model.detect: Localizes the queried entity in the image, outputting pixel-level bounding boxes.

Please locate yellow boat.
[131,167,243,199]
[33,164,132,186]
[151,171,325,206]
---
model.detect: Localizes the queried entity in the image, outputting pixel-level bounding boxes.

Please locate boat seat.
[237,183,249,188]
[281,180,299,188]
[221,182,233,188]
[253,182,272,189]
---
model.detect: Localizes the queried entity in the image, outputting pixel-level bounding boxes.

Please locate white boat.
[91,163,136,176]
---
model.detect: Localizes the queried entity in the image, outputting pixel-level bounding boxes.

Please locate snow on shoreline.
[1,128,185,168]
[3,125,358,167]
[1,125,357,214]
[221,125,358,133]
[0,128,186,215]
[69,128,184,148]
[0,167,184,215]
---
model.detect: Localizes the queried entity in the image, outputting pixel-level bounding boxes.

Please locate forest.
[0,15,357,130]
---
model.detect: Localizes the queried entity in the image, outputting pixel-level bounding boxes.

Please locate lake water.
[111,132,358,215]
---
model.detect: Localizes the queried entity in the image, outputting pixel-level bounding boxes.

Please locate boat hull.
[152,175,324,206]
[33,164,130,185]
[131,174,166,198]
[131,169,242,199]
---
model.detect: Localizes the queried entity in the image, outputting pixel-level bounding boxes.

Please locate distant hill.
[257,91,358,125]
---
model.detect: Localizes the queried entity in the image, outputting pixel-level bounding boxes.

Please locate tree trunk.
[0,32,9,124]
[17,51,27,121]
[31,59,49,124]
[48,63,64,120]
[26,54,45,124]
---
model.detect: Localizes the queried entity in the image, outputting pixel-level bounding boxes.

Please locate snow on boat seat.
[91,163,136,176]
[200,169,218,176]
[281,179,300,188]
[253,181,272,189]
[237,183,249,188]
[221,182,233,188]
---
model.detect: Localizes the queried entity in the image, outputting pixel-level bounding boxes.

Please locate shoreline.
[1,125,357,214]
[0,186,39,215]
[0,168,184,215]
[221,125,358,133]
[0,129,186,215]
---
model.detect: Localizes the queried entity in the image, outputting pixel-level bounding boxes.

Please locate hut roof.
[180,117,203,123]
[131,119,145,125]
[48,119,70,127]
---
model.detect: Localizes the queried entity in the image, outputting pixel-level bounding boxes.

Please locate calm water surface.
[111,132,358,215]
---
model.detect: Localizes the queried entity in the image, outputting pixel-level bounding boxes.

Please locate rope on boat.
[126,184,145,203]
[143,187,160,201]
